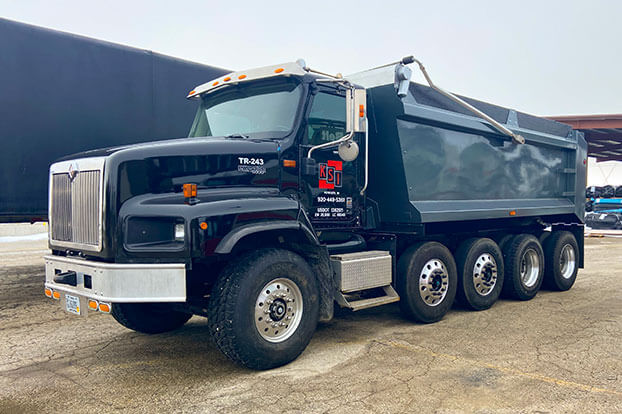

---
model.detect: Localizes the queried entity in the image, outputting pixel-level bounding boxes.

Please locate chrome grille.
[51,174,72,241]
[50,158,104,250]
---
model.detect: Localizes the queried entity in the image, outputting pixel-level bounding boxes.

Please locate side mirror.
[338,140,359,162]
[302,157,317,176]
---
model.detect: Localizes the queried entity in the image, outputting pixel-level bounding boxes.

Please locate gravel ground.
[0,235,620,413]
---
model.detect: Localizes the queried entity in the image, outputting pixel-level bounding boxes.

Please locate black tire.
[207,248,319,370]
[539,231,551,246]
[396,241,457,323]
[111,303,192,334]
[501,234,545,300]
[543,231,579,291]
[497,233,514,252]
[455,238,504,311]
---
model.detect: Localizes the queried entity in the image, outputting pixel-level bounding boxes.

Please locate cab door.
[299,89,363,229]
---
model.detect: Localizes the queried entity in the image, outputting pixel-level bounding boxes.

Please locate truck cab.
[44,58,586,370]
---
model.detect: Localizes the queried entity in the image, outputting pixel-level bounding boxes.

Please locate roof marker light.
[238,74,247,79]
[274,68,284,73]
[223,76,231,82]
[213,81,219,86]
[183,183,197,198]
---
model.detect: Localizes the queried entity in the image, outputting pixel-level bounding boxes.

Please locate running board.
[336,285,400,311]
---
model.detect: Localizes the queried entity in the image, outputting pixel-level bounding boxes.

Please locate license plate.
[65,294,81,315]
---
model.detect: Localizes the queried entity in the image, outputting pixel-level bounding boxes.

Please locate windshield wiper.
[225,133,249,139]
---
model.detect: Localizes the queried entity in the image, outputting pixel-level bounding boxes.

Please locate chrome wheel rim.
[255,278,303,343]
[419,259,449,306]
[560,244,576,279]
[472,254,498,296]
[520,248,540,288]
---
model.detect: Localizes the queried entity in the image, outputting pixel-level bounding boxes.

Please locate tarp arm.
[408,56,525,145]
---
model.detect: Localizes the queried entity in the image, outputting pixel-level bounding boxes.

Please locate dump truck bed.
[365,82,587,226]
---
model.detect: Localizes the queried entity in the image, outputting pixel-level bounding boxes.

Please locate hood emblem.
[68,162,79,181]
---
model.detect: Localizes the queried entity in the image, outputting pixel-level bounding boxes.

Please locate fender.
[214,211,335,322]
[214,220,318,253]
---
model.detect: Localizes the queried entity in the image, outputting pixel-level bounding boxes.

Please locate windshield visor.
[189,79,303,139]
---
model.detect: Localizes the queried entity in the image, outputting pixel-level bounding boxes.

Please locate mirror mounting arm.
[307,131,354,160]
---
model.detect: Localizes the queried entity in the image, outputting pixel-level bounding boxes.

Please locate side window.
[306,92,346,145]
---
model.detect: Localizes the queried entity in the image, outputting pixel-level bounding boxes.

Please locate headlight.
[125,217,185,251]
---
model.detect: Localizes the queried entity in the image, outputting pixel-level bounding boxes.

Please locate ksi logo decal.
[318,160,342,189]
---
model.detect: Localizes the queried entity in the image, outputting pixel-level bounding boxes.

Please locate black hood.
[57,135,279,162]
[94,136,282,207]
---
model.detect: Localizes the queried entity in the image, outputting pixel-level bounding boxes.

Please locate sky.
[2,0,621,116]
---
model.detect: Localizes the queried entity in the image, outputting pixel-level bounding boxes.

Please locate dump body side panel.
[367,84,585,226]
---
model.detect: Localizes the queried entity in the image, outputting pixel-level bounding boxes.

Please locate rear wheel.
[207,248,319,370]
[455,238,504,310]
[543,231,579,291]
[502,234,544,300]
[111,303,192,334]
[397,241,457,323]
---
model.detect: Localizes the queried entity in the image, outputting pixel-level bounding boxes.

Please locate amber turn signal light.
[199,221,208,230]
[183,183,197,198]
[283,160,296,168]
[88,300,98,310]
[52,291,61,300]
[509,210,517,216]
[98,303,111,313]
[359,104,365,118]
[44,288,52,298]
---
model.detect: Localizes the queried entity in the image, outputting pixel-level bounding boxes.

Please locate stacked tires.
[395,231,579,324]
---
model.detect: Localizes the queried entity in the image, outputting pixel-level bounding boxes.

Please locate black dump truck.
[44,57,587,370]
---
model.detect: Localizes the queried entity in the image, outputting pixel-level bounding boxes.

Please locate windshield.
[188,79,303,139]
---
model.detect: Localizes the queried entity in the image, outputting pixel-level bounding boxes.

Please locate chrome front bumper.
[44,255,186,303]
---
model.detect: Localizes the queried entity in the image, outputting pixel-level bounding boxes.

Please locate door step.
[336,285,400,311]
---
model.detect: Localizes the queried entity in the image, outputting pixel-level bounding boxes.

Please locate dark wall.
[0,18,228,222]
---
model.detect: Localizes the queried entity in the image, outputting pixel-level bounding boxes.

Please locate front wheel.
[208,248,319,370]
[111,303,192,334]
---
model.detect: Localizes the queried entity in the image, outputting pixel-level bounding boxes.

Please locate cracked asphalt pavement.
[1,235,621,413]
